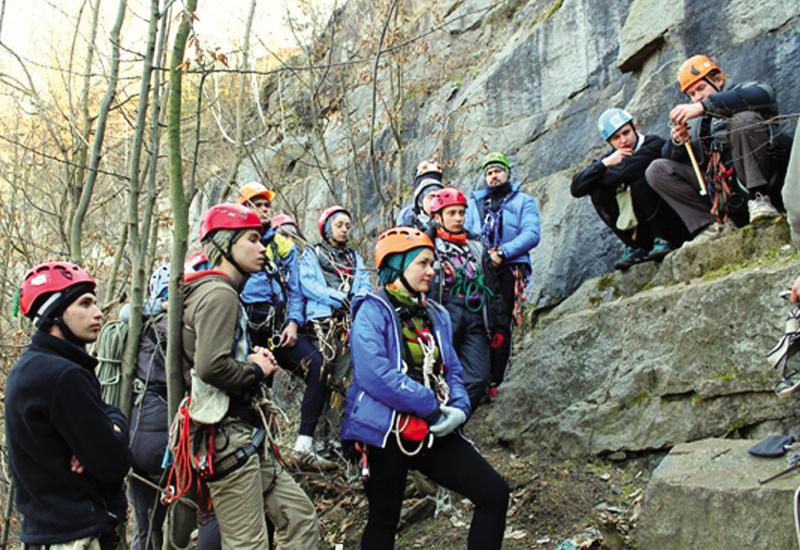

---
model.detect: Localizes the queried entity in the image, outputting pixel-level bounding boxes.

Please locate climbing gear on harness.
[237,182,275,205]
[705,143,747,223]
[767,300,800,398]
[677,54,720,93]
[393,325,450,456]
[18,261,96,324]
[162,397,203,506]
[318,206,351,239]
[597,108,634,141]
[199,203,263,243]
[428,187,467,215]
[511,265,527,326]
[481,151,510,174]
[375,227,434,269]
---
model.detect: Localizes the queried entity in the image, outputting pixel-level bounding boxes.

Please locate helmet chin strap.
[56,317,91,347]
[211,240,250,278]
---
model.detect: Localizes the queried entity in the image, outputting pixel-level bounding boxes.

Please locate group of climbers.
[13,49,793,550]
[4,146,538,549]
[573,54,791,269]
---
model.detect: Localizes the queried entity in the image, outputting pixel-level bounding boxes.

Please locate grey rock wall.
[254,0,800,307]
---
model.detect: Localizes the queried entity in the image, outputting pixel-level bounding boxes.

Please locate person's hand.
[429,405,467,437]
[248,346,278,377]
[70,455,85,475]
[670,102,705,126]
[489,249,503,267]
[601,147,632,167]
[161,301,169,311]
[670,122,690,145]
[791,275,800,304]
[278,321,298,348]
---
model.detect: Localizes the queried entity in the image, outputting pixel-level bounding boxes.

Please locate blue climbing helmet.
[597,108,634,141]
[148,263,170,301]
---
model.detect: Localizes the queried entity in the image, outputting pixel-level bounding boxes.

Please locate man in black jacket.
[6,261,130,550]
[646,54,786,245]
[571,108,689,269]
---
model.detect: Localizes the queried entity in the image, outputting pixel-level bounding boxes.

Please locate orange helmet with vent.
[374,227,434,269]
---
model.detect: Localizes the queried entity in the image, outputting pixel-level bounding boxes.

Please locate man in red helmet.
[646,54,789,245]
[428,188,508,409]
[6,262,131,549]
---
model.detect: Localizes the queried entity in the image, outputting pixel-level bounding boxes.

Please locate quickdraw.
[311,315,351,403]
[705,141,747,224]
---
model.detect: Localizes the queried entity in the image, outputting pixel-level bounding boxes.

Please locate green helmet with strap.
[481,151,511,174]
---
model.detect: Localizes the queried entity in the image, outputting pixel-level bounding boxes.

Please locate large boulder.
[637,438,800,549]
[484,225,800,456]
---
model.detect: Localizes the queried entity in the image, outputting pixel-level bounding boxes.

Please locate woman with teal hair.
[341,227,509,549]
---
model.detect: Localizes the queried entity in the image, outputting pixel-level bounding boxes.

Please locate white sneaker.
[748,193,780,224]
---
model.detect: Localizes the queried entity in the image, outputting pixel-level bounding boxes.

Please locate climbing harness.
[393,326,450,457]
[311,315,351,398]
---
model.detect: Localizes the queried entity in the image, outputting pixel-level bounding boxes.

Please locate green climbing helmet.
[481,152,511,174]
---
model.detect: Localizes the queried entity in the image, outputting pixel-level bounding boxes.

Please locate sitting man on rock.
[646,54,787,246]
[571,108,689,269]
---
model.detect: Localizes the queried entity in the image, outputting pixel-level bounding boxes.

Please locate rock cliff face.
[246,0,800,456]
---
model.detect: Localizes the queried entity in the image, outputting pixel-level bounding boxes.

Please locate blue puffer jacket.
[299,245,372,321]
[240,229,305,325]
[340,291,472,448]
[464,181,541,272]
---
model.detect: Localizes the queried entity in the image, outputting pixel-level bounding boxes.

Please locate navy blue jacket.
[663,79,778,165]
[5,331,130,545]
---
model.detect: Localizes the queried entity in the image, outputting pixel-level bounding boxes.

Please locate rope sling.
[394,327,450,457]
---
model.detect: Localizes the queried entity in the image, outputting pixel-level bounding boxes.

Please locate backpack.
[94,313,165,407]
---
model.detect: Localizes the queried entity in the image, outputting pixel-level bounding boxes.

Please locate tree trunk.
[69,0,126,264]
[164,2,198,546]
[118,0,161,420]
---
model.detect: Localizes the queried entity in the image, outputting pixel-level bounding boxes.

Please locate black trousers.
[490,267,516,387]
[445,302,491,410]
[362,434,509,550]
[589,179,690,250]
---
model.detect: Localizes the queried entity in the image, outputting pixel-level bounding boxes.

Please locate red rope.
[161,399,196,506]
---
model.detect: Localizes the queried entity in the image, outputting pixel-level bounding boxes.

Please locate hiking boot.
[291,449,338,471]
[687,220,735,247]
[646,238,672,261]
[614,246,649,270]
[748,193,780,224]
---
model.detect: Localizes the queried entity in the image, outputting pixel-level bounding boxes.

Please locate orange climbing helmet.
[677,54,720,93]
[374,226,434,269]
[237,182,275,206]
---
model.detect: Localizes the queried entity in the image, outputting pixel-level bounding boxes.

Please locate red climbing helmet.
[18,261,96,318]
[318,206,351,238]
[428,187,467,214]
[199,203,263,242]
[271,213,296,229]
